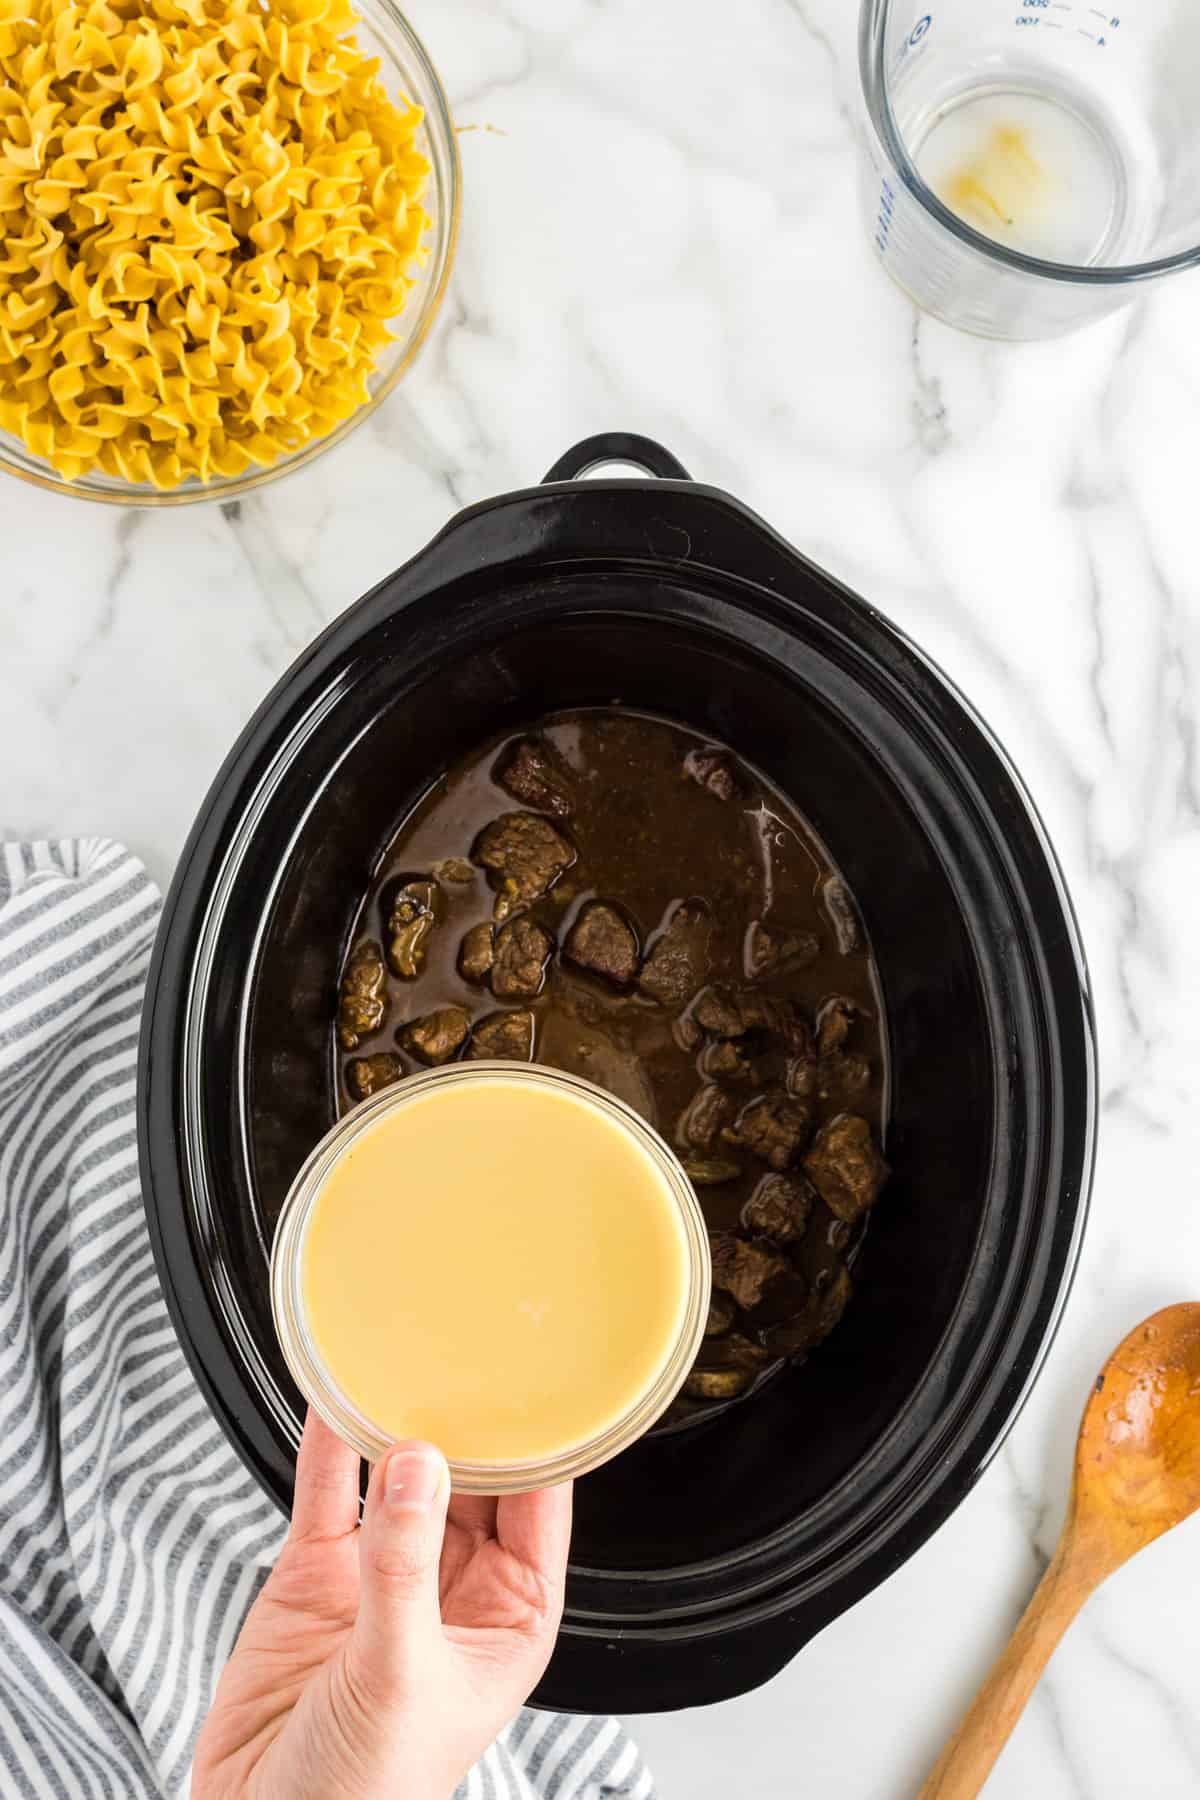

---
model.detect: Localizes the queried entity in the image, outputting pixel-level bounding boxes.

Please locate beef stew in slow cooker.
[334,710,890,1423]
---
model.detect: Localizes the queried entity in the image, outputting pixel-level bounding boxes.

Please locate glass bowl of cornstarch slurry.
[270,1063,712,1494]
[0,0,458,504]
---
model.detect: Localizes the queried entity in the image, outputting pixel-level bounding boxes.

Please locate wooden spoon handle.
[919,1543,1093,1800]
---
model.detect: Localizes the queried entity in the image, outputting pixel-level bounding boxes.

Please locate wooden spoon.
[921,1302,1200,1800]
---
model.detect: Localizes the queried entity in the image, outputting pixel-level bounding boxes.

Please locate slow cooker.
[138,432,1096,1711]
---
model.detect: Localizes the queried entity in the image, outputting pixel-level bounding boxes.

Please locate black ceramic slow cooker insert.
[138,433,1096,1713]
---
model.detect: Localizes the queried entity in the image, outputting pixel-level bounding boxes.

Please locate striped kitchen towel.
[0,838,656,1800]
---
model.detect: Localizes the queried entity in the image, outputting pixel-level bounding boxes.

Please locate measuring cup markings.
[1015,2,1122,42]
[892,13,934,75]
[858,0,1200,337]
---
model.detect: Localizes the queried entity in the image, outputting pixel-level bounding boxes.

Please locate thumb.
[349,1442,450,1698]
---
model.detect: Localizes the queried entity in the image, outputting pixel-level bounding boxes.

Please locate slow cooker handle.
[542,433,692,484]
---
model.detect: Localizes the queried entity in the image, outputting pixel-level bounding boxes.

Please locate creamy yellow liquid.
[301,1077,691,1464]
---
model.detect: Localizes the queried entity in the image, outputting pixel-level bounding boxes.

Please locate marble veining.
[3,0,1200,1794]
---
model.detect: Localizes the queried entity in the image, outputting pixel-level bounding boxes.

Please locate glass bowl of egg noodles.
[0,0,458,504]
[270,1062,713,1494]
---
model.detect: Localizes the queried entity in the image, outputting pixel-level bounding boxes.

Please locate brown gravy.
[334,709,889,1424]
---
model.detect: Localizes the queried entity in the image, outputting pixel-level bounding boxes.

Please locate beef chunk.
[683,747,737,802]
[803,1114,888,1222]
[683,1368,746,1400]
[673,1012,704,1054]
[337,939,388,1050]
[637,901,710,1007]
[699,1038,761,1088]
[494,737,574,819]
[492,917,554,1000]
[683,1333,770,1400]
[817,1051,871,1102]
[722,1089,813,1171]
[743,920,819,980]
[710,1233,790,1311]
[676,1080,734,1152]
[564,902,639,987]
[346,1052,402,1101]
[402,1006,470,1066]
[822,876,862,955]
[693,984,798,1042]
[683,1366,752,1400]
[692,985,756,1037]
[705,1331,773,1371]
[675,1084,737,1153]
[434,857,476,885]
[468,1009,536,1061]
[680,1080,737,1152]
[682,1157,742,1187]
[387,879,441,979]
[764,1264,853,1354]
[786,1049,818,1101]
[741,1171,816,1243]
[810,1264,854,1343]
[785,1014,818,1100]
[474,813,575,921]
[705,1292,736,1337]
[458,922,494,985]
[816,995,859,1055]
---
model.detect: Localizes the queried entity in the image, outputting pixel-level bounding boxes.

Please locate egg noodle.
[0,0,430,486]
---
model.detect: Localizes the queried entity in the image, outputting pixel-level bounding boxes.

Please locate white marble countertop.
[4,0,1200,1794]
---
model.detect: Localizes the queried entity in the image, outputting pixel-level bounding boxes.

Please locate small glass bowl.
[0,0,459,507]
[271,1062,712,1494]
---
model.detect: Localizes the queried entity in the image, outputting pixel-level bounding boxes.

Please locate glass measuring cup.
[858,0,1200,337]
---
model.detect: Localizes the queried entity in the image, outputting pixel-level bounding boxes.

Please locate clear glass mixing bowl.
[0,0,459,506]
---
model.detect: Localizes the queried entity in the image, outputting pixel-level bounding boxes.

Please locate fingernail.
[384,1448,445,1512]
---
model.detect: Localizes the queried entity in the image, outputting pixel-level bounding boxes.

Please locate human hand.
[192,1410,572,1800]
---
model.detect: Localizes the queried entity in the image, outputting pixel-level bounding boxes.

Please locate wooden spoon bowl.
[1077,1305,1200,1560]
[921,1303,1200,1799]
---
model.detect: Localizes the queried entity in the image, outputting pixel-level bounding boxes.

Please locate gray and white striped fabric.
[0,839,656,1800]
